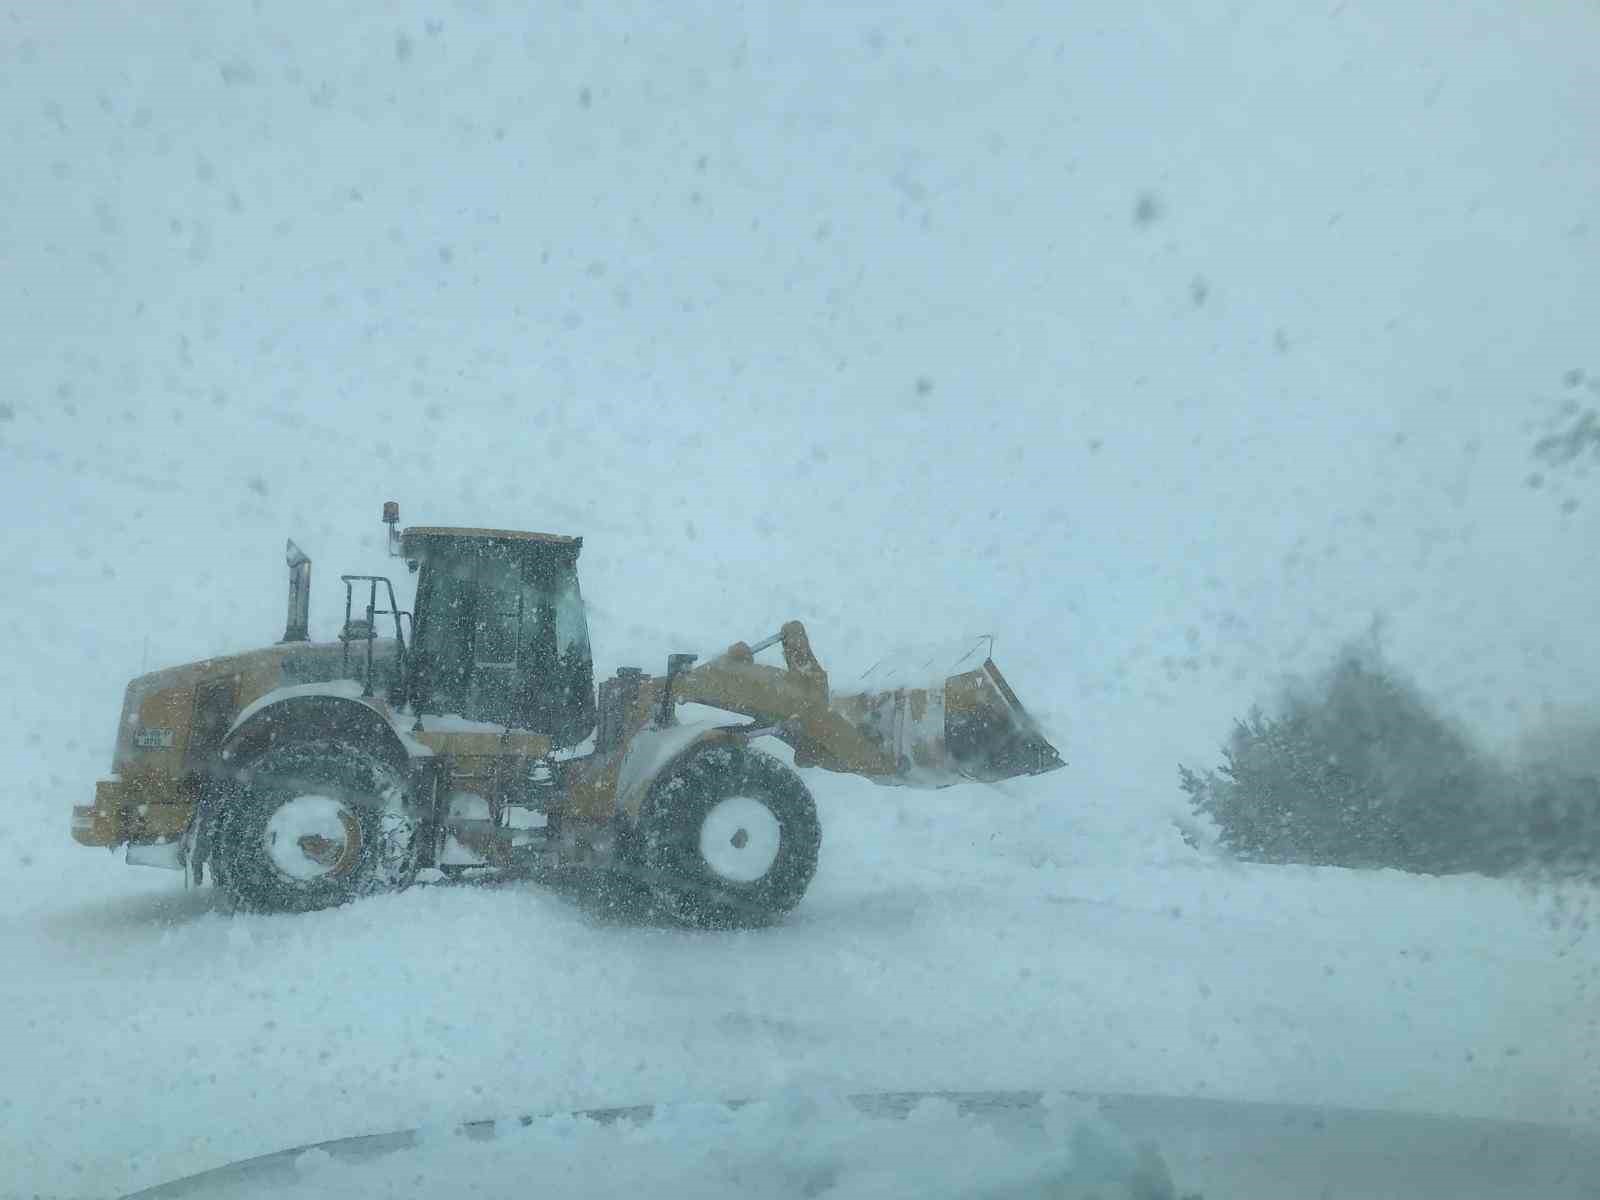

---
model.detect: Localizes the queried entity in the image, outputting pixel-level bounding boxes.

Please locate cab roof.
[402,526,580,546]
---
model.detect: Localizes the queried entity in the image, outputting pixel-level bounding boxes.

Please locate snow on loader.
[73,504,1062,925]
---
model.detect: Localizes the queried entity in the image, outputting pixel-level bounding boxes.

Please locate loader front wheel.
[212,741,415,914]
[634,744,820,928]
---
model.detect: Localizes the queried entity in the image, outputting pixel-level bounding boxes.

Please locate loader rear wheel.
[212,741,415,914]
[633,744,821,928]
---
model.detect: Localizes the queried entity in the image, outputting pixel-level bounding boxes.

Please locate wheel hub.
[264,794,362,882]
[698,796,781,883]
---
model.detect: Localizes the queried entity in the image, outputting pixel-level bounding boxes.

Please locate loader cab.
[401,527,596,748]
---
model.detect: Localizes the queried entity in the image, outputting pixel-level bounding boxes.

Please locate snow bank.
[218,1093,1171,1200]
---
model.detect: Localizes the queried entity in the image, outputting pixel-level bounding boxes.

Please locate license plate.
[133,728,176,750]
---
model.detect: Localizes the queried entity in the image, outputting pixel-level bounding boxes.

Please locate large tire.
[632,743,821,928]
[212,740,416,913]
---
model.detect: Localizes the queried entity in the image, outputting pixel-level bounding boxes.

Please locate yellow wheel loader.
[73,504,1063,926]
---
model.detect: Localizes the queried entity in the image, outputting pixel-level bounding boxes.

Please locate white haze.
[1,2,1597,1195]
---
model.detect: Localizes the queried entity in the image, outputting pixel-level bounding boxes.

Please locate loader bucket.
[829,639,1064,787]
[680,624,1062,789]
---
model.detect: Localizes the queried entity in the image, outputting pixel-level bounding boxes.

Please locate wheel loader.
[72,504,1063,925]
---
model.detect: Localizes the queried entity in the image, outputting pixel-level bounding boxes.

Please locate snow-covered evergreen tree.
[1181,641,1520,874]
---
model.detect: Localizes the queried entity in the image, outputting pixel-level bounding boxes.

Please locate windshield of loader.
[4,4,1599,1199]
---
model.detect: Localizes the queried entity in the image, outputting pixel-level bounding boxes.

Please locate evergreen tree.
[1181,641,1515,874]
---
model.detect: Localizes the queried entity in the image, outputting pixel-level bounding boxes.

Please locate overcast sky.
[3,0,1597,800]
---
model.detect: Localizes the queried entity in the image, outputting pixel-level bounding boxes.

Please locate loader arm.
[672,621,1063,787]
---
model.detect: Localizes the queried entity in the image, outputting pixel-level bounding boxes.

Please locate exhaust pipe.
[282,539,311,643]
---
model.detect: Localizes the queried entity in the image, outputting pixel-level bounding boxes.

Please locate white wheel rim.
[698,796,782,884]
[264,794,361,882]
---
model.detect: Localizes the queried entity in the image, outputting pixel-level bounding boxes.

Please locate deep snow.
[6,774,1598,1194]
[3,1,1599,1196]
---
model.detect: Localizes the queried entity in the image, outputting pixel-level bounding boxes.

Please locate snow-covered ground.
[7,765,1597,1195]
[4,2,1599,1196]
